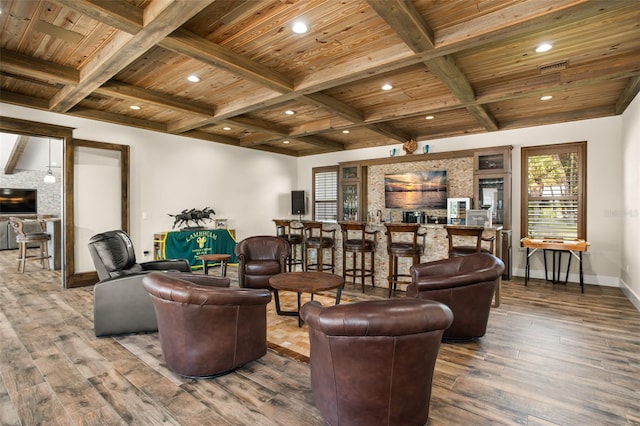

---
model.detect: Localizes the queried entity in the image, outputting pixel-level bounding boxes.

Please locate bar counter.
[299,222,505,292]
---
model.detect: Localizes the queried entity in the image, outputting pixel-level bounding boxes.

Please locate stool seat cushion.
[388,242,423,256]
[450,246,492,257]
[283,234,303,244]
[17,232,50,242]
[344,238,375,251]
[305,237,334,248]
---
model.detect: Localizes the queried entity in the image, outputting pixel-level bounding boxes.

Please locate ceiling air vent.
[538,60,569,74]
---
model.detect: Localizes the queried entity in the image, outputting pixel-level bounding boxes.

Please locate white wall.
[297,115,627,289]
[620,93,640,310]
[2,99,637,301]
[0,103,299,262]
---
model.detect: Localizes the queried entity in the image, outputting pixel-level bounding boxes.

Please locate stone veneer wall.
[367,155,474,222]
[0,169,62,216]
[303,154,501,293]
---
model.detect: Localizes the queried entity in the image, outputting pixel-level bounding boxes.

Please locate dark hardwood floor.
[1,249,639,425]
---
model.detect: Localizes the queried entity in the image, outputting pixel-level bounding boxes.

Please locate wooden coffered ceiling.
[1,0,639,157]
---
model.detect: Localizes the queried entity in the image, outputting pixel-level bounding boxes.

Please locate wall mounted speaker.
[291,190,305,215]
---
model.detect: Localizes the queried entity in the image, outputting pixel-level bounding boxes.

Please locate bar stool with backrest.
[8,217,51,273]
[444,225,495,258]
[339,221,378,293]
[302,221,336,273]
[273,219,303,271]
[384,223,425,298]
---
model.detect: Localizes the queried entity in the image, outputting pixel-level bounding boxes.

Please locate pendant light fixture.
[44,137,56,184]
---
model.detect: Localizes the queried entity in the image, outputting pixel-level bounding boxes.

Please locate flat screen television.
[0,188,38,214]
[384,171,447,209]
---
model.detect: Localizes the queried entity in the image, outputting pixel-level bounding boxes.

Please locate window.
[521,141,586,240]
[312,166,338,222]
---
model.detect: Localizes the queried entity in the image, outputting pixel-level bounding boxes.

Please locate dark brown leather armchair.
[235,235,290,289]
[300,298,453,426]
[407,252,505,340]
[142,271,272,378]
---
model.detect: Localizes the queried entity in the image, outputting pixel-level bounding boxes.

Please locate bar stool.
[445,225,500,307]
[8,217,51,273]
[339,221,378,293]
[273,219,303,271]
[384,223,425,298]
[302,221,336,273]
[444,225,495,258]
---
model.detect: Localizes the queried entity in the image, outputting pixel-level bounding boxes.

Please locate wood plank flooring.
[1,250,639,425]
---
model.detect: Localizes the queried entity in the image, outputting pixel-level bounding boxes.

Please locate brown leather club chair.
[300,298,453,426]
[235,235,290,289]
[142,271,272,378]
[407,252,505,340]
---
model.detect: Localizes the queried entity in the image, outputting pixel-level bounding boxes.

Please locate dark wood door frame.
[1,116,130,288]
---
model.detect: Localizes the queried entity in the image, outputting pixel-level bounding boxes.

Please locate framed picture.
[214,218,228,229]
[466,209,492,227]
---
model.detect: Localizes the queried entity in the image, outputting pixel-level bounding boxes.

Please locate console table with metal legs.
[521,238,590,293]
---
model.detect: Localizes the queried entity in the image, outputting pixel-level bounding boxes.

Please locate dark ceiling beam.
[229,117,345,150]
[365,0,434,51]
[51,0,143,34]
[368,0,499,131]
[616,75,640,115]
[96,81,215,117]
[0,48,79,85]
[3,135,30,175]
[49,0,215,113]
[161,29,293,94]
[67,106,168,132]
[161,30,410,143]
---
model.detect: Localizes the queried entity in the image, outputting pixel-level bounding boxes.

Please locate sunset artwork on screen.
[384,171,447,209]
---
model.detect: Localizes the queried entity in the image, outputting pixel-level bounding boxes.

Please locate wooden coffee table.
[269,271,345,327]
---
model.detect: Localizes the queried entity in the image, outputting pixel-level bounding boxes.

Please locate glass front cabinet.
[339,163,367,222]
[473,147,512,229]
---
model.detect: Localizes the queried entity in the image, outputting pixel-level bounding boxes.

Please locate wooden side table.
[198,254,231,276]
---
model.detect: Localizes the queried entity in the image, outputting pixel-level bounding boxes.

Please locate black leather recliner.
[88,230,195,337]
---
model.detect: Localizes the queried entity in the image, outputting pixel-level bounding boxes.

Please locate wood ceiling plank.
[369,1,499,132]
[161,28,293,93]
[67,106,168,132]
[51,0,143,34]
[96,81,214,117]
[49,0,215,112]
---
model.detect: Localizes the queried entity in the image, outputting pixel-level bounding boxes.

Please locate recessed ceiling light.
[540,95,553,101]
[283,140,290,144]
[223,126,231,131]
[187,75,200,82]
[425,115,435,120]
[292,20,308,34]
[536,43,553,53]
[285,110,295,115]
[381,83,393,91]
[342,130,350,134]
[130,105,140,110]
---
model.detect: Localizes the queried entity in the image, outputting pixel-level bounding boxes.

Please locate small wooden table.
[521,238,590,293]
[269,271,345,327]
[198,254,231,276]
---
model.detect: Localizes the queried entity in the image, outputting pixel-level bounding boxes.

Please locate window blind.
[313,170,337,221]
[526,151,580,239]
